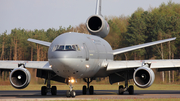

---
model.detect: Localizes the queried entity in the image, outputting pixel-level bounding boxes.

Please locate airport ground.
[0,83,180,91]
[0,84,180,100]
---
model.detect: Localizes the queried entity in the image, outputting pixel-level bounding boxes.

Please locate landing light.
[86,65,90,68]
[69,78,75,83]
[49,65,52,68]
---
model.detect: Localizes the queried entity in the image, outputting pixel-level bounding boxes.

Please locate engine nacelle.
[9,68,31,89]
[133,66,155,88]
[86,15,110,38]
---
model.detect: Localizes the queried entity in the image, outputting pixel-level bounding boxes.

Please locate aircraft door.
[83,43,89,61]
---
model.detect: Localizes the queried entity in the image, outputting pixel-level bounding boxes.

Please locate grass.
[0,83,180,91]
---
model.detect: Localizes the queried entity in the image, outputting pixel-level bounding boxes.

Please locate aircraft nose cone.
[48,51,84,78]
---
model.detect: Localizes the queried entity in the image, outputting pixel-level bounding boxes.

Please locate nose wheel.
[66,90,76,97]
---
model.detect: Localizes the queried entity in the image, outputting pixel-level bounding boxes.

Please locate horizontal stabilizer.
[27,38,51,47]
[113,37,176,55]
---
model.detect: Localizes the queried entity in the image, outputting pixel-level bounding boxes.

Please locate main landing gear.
[41,74,57,95]
[118,84,134,95]
[118,71,134,95]
[82,78,94,95]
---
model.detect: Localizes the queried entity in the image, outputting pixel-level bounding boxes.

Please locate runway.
[0,90,180,100]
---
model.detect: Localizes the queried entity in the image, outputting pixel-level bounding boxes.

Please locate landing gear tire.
[51,86,57,95]
[82,85,87,95]
[41,86,47,95]
[89,86,94,95]
[83,78,94,95]
[118,85,124,95]
[128,85,134,95]
[66,90,71,97]
[71,90,76,98]
[66,90,76,97]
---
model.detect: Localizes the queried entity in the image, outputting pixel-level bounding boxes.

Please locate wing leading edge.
[113,37,176,55]
[107,59,180,71]
[0,61,52,70]
[27,38,51,47]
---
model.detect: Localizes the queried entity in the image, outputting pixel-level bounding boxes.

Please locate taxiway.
[0,90,180,100]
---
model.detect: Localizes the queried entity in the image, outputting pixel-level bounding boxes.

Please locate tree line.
[1,1,180,84]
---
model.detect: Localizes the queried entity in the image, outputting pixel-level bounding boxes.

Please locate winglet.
[95,0,102,16]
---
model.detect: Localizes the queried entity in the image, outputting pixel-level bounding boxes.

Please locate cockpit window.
[72,45,76,50]
[65,45,75,51]
[76,45,80,51]
[52,45,80,51]
[55,45,64,51]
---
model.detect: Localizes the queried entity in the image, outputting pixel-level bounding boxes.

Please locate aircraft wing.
[113,37,176,55]
[107,59,180,71]
[27,38,51,47]
[0,61,52,70]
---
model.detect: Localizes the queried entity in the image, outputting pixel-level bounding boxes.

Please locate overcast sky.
[0,0,180,34]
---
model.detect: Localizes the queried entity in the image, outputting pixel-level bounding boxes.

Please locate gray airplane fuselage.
[48,32,113,79]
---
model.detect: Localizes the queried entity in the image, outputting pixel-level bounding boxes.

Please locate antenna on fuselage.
[95,0,102,16]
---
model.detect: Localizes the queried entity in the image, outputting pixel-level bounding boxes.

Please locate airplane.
[0,0,180,98]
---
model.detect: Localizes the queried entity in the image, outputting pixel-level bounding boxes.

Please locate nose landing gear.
[66,83,76,97]
[66,78,76,97]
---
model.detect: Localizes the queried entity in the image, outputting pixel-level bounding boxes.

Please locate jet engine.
[133,66,155,88]
[86,15,110,38]
[9,68,31,89]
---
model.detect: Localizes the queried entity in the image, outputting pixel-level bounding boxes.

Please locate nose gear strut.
[66,78,76,97]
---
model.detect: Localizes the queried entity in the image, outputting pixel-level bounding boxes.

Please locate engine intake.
[9,68,31,89]
[133,66,155,88]
[86,15,110,38]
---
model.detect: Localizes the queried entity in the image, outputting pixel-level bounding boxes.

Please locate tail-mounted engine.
[86,15,110,38]
[9,68,31,89]
[133,66,155,88]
